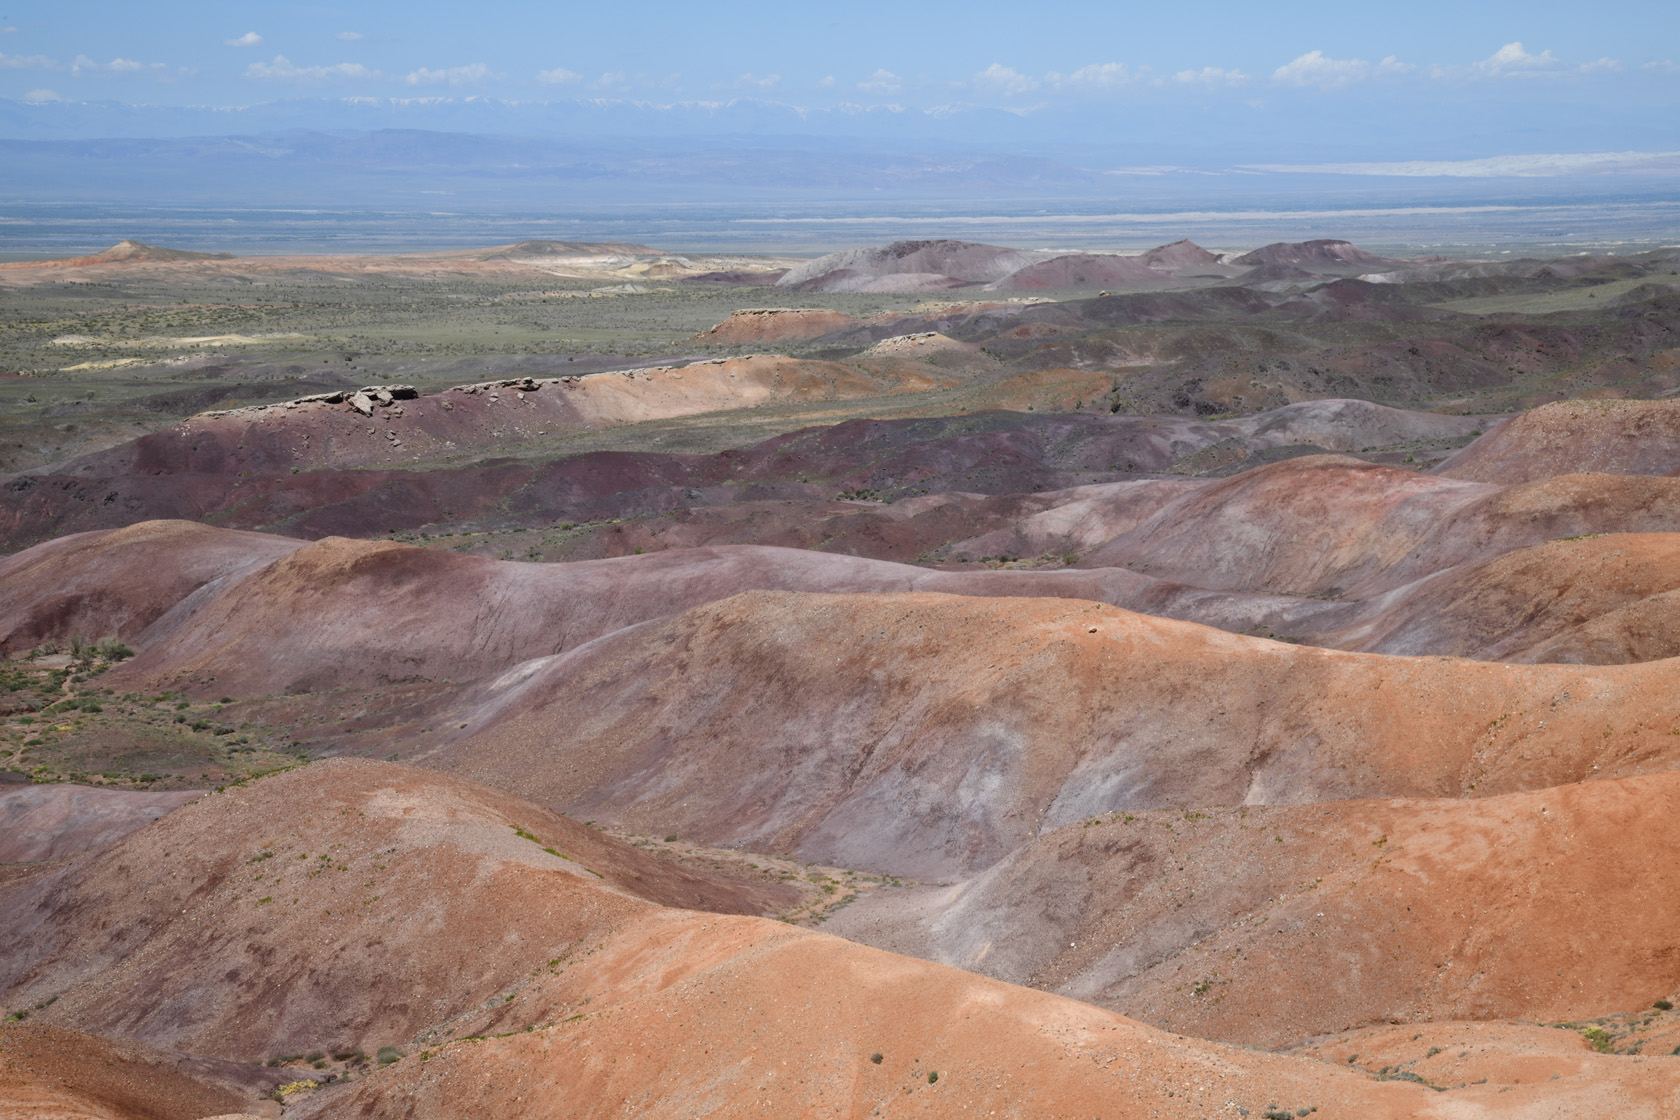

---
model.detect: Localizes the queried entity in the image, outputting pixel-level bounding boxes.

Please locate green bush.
[376,1046,402,1065]
[92,637,133,661]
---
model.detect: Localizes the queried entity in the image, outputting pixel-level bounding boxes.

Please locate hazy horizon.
[3,2,1676,255]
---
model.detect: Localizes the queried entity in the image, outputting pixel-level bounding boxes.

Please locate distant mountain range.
[4,125,1679,215]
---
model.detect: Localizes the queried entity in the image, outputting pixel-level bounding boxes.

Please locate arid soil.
[4,238,1680,1118]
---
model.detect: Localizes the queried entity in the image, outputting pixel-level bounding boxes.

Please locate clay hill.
[777,238,1247,293]
[83,239,236,264]
[8,236,1680,1118]
[828,770,1680,1047]
[6,761,1676,1119]
[1140,237,1223,271]
[985,252,1177,291]
[688,307,862,346]
[0,394,1487,550]
[1233,238,1400,270]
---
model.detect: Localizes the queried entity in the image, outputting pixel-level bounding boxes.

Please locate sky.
[0,1,1676,251]
[0,1,1673,153]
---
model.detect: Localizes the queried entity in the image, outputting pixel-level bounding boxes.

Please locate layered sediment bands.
[0,398,1486,550]
[0,759,790,1061]
[826,772,1680,1047]
[6,760,1672,1120]
[689,307,861,344]
[71,529,1182,695]
[286,907,1488,1120]
[432,591,1680,877]
[49,354,905,479]
[1326,532,1680,661]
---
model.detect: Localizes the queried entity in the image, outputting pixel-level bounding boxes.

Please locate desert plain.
[2,234,1680,1118]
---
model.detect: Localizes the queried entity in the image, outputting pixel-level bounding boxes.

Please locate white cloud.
[818,74,836,88]
[336,31,364,41]
[70,55,180,78]
[1047,62,1128,90]
[1273,50,1408,88]
[972,62,1038,97]
[23,87,60,102]
[1471,41,1563,77]
[536,66,581,84]
[858,68,902,94]
[590,71,628,90]
[1247,150,1680,177]
[1,26,18,34]
[404,62,494,86]
[1425,41,1618,81]
[224,32,262,48]
[1173,66,1247,85]
[0,50,56,69]
[1644,59,1679,73]
[735,72,781,89]
[244,55,377,81]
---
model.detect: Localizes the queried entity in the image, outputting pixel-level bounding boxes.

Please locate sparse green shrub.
[927,1071,938,1084]
[377,1046,402,1064]
[92,637,133,661]
[869,1052,883,1064]
[1656,999,1674,1011]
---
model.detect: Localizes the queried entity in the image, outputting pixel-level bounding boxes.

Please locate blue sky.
[1,1,1676,166]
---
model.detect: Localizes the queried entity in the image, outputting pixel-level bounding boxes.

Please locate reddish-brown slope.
[1077,461,1680,601]
[0,759,789,1062]
[76,532,1167,696]
[1079,455,1497,596]
[0,520,300,656]
[1436,398,1680,483]
[689,307,860,345]
[0,1021,274,1120]
[0,786,200,863]
[827,771,1680,1048]
[281,905,1506,1120]
[1140,238,1223,271]
[0,398,1489,550]
[431,591,1680,877]
[1351,472,1680,594]
[5,762,1670,1120]
[1328,532,1680,661]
